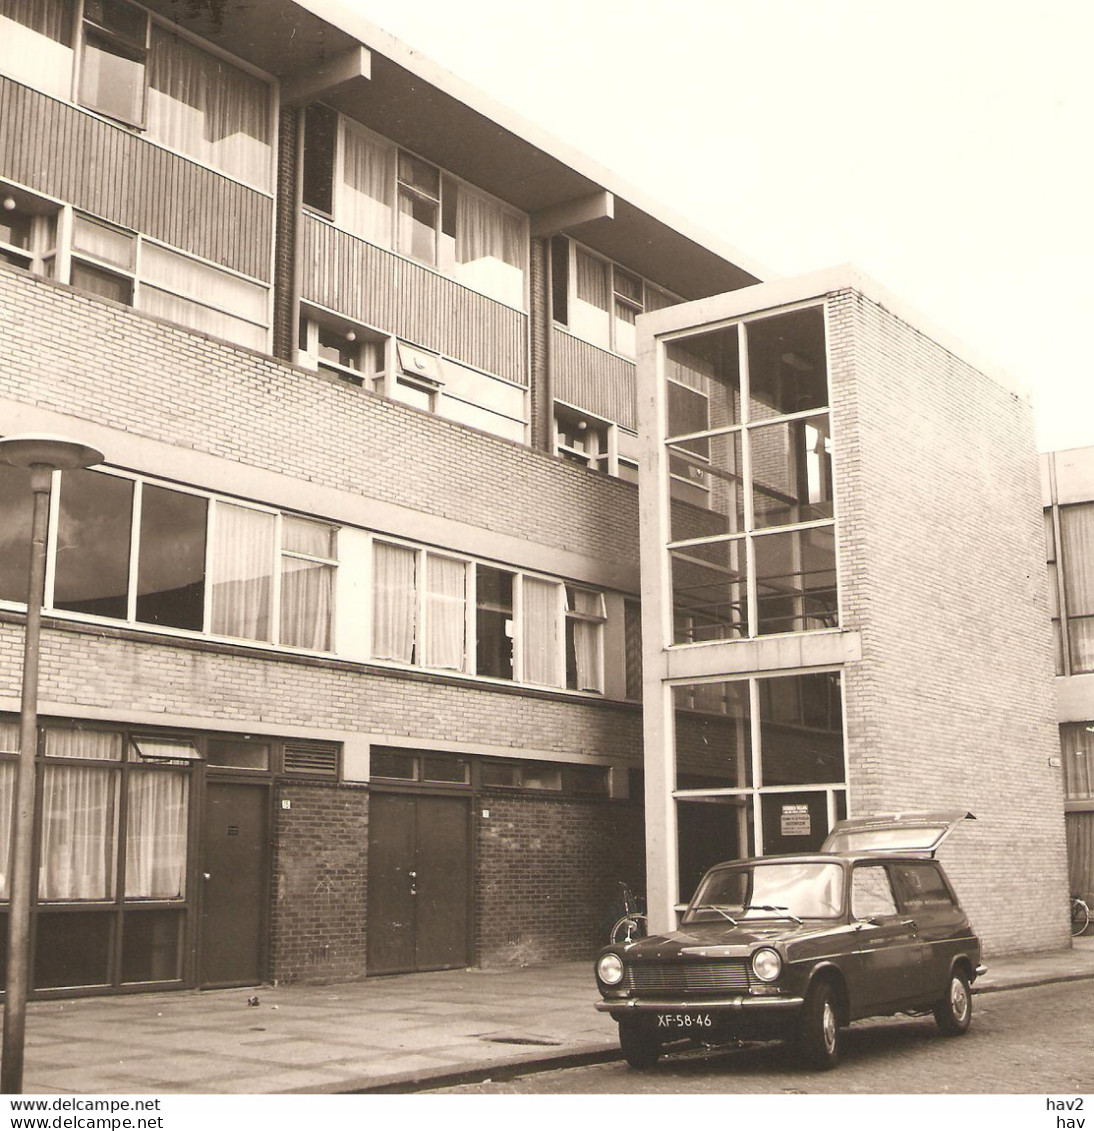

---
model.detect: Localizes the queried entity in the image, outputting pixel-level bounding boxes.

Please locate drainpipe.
[542,237,555,454]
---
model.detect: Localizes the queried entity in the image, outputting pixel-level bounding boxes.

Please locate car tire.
[933,969,972,1036]
[795,979,842,1070]
[618,1021,661,1069]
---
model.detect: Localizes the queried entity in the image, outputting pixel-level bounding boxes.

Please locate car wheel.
[795,979,842,1070]
[933,969,972,1035]
[618,1020,661,1069]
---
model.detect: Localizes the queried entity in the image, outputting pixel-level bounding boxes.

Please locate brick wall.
[829,289,1067,956]
[475,793,646,965]
[269,781,369,984]
[0,267,637,560]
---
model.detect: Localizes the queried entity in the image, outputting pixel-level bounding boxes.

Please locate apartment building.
[0,0,767,995]
[1041,446,1094,908]
[0,0,1067,1000]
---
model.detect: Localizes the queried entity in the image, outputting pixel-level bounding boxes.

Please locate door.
[367,792,471,974]
[200,782,269,987]
[849,863,927,1012]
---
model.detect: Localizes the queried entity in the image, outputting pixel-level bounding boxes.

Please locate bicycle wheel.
[1072,899,1090,937]
[610,914,648,944]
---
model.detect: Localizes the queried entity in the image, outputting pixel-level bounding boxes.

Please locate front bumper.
[596,994,804,1013]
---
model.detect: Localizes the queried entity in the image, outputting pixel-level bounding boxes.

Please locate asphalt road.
[431,980,1094,1094]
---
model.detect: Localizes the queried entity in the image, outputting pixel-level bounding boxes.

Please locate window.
[0,0,75,100]
[552,236,679,358]
[624,599,643,701]
[851,865,898,919]
[889,863,955,912]
[0,188,59,274]
[70,213,135,304]
[480,761,562,791]
[565,585,605,692]
[302,109,528,308]
[79,0,148,126]
[1058,504,1094,673]
[369,748,470,785]
[476,565,514,680]
[673,671,846,874]
[665,305,836,642]
[18,468,337,651]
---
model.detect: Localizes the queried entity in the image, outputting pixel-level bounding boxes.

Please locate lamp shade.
[0,434,104,471]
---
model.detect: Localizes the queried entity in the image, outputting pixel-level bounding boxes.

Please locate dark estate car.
[595,811,985,1070]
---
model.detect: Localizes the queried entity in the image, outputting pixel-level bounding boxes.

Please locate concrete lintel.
[281,45,371,107]
[531,191,614,238]
[663,630,862,682]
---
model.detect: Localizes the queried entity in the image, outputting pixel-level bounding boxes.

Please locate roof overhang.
[139,0,764,300]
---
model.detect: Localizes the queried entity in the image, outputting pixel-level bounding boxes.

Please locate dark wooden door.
[200,782,268,988]
[367,792,470,974]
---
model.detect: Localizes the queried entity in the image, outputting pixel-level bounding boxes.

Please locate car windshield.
[683,862,845,924]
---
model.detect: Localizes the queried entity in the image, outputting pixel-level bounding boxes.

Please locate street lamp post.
[0,435,104,1095]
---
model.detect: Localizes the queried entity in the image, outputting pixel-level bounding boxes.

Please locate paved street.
[431,980,1094,1094]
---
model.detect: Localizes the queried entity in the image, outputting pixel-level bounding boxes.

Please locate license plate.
[655,1012,712,1029]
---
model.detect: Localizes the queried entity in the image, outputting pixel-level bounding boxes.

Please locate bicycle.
[1071,894,1090,937]
[610,881,648,944]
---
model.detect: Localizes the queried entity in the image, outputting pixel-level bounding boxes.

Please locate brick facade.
[829,288,1067,956]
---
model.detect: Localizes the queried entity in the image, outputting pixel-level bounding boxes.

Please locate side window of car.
[890,863,956,913]
[851,865,898,919]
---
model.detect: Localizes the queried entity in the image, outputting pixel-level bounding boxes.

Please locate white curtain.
[567,587,604,692]
[141,243,268,322]
[571,249,611,348]
[1061,504,1094,672]
[125,771,188,899]
[147,26,272,190]
[0,0,73,100]
[281,557,333,650]
[372,541,417,662]
[425,555,466,670]
[44,726,123,761]
[523,577,562,686]
[211,502,274,641]
[454,188,525,307]
[39,766,118,900]
[0,758,14,899]
[342,121,394,244]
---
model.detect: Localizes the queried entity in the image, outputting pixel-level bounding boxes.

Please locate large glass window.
[280,516,336,651]
[0,464,34,604]
[136,484,207,631]
[565,585,605,693]
[673,671,845,898]
[79,0,148,127]
[475,565,514,680]
[210,502,275,642]
[665,306,835,642]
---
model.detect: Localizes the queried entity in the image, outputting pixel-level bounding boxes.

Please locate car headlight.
[597,953,625,985]
[751,947,782,982]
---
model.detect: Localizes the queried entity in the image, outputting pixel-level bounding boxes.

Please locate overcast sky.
[343,0,1092,453]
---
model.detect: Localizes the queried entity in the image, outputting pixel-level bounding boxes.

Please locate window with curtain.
[280,516,336,651]
[1060,504,1094,673]
[38,764,119,900]
[341,119,394,244]
[372,541,418,663]
[0,0,74,99]
[425,554,467,671]
[453,187,526,308]
[565,586,605,692]
[146,25,272,190]
[1062,723,1094,801]
[522,577,562,687]
[125,770,187,898]
[210,502,275,642]
[572,248,611,349]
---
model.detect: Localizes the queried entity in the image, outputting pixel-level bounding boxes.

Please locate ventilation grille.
[284,740,340,779]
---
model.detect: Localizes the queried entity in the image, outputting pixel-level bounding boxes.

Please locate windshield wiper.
[742,904,803,924]
[691,904,738,924]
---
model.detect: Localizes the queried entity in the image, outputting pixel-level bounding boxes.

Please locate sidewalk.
[14,937,1094,1095]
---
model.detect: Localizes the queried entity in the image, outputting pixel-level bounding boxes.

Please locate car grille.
[627,961,751,994]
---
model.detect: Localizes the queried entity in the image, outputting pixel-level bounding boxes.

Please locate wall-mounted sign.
[781,803,812,837]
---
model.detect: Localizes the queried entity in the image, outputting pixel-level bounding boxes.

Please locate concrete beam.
[531,190,614,238]
[281,45,371,107]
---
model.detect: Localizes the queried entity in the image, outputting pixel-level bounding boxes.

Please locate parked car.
[594,810,984,1070]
